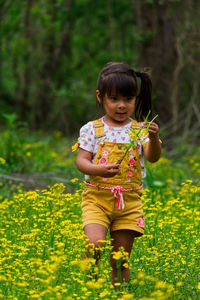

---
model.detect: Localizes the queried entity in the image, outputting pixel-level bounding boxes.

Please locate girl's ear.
[96,90,102,104]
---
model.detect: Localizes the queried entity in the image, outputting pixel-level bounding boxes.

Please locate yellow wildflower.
[121,294,134,300]
[123,262,129,269]
[137,271,145,279]
[0,157,6,165]
[114,282,121,287]
[155,280,168,289]
[72,141,80,152]
[112,251,123,260]
[71,178,79,183]
[176,281,183,287]
[86,280,101,289]
[100,290,110,297]
[79,258,96,271]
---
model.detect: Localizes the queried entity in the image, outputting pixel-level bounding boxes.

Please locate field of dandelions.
[0,123,199,300]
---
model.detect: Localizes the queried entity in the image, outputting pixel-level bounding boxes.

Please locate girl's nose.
[118,100,126,109]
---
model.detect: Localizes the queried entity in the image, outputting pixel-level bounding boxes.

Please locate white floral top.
[78,117,149,178]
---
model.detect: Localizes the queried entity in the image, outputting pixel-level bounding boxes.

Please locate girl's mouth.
[116,112,126,116]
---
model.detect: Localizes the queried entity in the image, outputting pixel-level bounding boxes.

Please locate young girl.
[76,62,161,285]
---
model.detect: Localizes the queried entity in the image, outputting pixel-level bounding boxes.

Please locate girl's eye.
[110,96,117,101]
[127,97,133,101]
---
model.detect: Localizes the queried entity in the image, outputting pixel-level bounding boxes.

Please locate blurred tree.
[135,0,200,141]
[0,0,199,141]
[135,0,177,125]
[170,0,200,139]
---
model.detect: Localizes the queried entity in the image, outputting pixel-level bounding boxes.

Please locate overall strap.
[93,118,105,138]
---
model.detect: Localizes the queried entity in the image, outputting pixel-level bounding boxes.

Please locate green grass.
[0,125,199,299]
[0,125,81,198]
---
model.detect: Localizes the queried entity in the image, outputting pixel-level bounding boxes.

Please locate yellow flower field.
[0,157,199,299]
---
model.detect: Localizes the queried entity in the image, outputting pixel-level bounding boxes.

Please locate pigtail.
[135,71,152,121]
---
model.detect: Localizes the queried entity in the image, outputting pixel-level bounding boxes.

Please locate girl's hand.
[97,163,120,177]
[143,122,161,163]
[76,148,120,177]
[144,122,159,140]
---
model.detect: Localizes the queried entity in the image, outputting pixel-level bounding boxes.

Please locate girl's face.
[96,90,136,126]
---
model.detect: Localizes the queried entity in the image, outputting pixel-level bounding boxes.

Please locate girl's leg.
[84,223,108,260]
[110,229,137,285]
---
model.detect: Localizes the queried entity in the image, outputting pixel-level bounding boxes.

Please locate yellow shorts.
[81,186,144,237]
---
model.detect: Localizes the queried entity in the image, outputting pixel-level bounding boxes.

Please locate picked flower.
[119,111,158,164]
[128,111,158,150]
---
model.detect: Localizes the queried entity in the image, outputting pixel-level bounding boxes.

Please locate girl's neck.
[103,115,132,127]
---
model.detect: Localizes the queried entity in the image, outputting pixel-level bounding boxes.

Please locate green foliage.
[0,0,199,140]
[2,1,200,134]
[0,0,140,133]
[0,114,74,173]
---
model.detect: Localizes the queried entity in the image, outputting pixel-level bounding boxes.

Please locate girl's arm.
[143,122,162,163]
[76,148,120,177]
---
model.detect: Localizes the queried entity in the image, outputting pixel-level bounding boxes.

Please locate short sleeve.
[78,121,96,153]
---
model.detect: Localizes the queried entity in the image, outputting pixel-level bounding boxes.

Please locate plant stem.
[119,146,131,165]
[146,114,158,130]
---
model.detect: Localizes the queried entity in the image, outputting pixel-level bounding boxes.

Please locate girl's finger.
[149,129,158,135]
[107,163,120,169]
[148,122,157,127]
[149,124,159,131]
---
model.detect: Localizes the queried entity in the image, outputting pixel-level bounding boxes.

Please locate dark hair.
[97,62,152,121]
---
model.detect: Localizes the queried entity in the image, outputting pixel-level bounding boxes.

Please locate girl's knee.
[86,240,106,260]
[88,239,106,250]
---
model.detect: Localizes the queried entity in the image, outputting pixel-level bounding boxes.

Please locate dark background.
[0,0,199,145]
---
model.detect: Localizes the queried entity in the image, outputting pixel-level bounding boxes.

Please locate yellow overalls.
[81,118,145,236]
